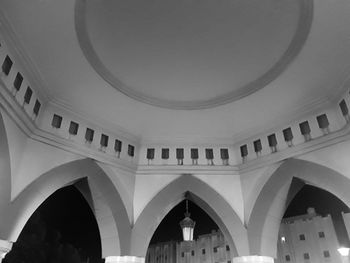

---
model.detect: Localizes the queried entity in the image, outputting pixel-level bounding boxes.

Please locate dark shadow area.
[4,185,103,263]
[150,199,218,244]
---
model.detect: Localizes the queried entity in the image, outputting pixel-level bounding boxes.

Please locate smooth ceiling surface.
[1,0,350,141]
[78,0,307,109]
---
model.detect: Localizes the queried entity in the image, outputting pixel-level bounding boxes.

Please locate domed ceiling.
[76,0,312,109]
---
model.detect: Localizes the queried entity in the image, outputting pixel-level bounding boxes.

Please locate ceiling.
[1,0,350,142]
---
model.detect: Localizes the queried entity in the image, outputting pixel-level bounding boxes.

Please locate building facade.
[147,231,232,263]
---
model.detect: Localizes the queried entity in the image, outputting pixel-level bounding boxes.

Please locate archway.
[3,184,102,262]
[248,158,350,258]
[130,175,248,258]
[2,159,131,258]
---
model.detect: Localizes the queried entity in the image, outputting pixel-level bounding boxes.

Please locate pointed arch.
[2,158,131,257]
[247,158,350,258]
[0,110,11,239]
[130,174,248,257]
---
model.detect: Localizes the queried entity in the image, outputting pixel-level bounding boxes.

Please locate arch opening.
[3,184,103,263]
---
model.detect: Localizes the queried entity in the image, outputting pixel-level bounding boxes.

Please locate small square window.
[299,234,305,241]
[68,121,79,135]
[85,128,94,143]
[13,72,23,91]
[24,87,33,104]
[2,55,13,76]
[51,114,62,128]
[33,100,41,116]
[128,144,135,157]
[100,134,109,147]
[323,250,330,258]
[285,255,290,261]
[303,253,310,260]
[318,231,325,238]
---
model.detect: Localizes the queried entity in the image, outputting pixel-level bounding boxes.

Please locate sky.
[18,183,350,262]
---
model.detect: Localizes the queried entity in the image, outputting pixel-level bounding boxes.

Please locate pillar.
[105,256,145,263]
[0,239,12,262]
[232,256,274,263]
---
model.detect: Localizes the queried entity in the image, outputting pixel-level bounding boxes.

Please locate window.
[24,87,33,104]
[191,251,194,256]
[281,236,286,243]
[68,121,79,135]
[85,128,94,143]
[227,261,231,263]
[318,231,325,238]
[221,148,229,165]
[176,148,184,165]
[51,114,62,128]
[267,134,277,153]
[191,148,198,159]
[283,127,293,147]
[114,139,122,152]
[226,245,230,251]
[317,114,330,134]
[323,250,330,258]
[100,134,109,148]
[2,55,13,75]
[253,139,262,154]
[299,234,305,241]
[161,148,169,159]
[205,148,214,165]
[202,249,205,255]
[147,148,155,160]
[299,121,311,141]
[340,100,349,116]
[213,247,217,253]
[128,144,135,157]
[33,100,41,116]
[181,252,184,258]
[285,255,290,261]
[240,144,248,162]
[303,253,310,260]
[13,72,23,91]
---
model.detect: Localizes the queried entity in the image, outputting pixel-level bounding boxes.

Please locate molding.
[49,99,141,145]
[137,165,239,175]
[75,0,313,110]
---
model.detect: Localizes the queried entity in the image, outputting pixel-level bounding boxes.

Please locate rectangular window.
[283,127,293,142]
[2,55,13,76]
[13,72,23,91]
[128,144,135,157]
[191,148,199,160]
[318,231,325,238]
[33,100,41,116]
[220,148,229,160]
[100,134,109,147]
[213,247,217,253]
[285,255,290,261]
[176,148,184,159]
[68,121,79,135]
[303,253,309,260]
[191,251,194,256]
[85,128,94,142]
[24,87,33,104]
[147,148,155,160]
[323,250,330,258]
[205,148,214,160]
[299,234,305,241]
[161,148,169,159]
[317,114,329,129]
[51,114,62,128]
[114,139,122,152]
[253,139,262,153]
[202,249,205,255]
[340,99,349,116]
[226,245,230,251]
[240,144,248,157]
[181,252,184,258]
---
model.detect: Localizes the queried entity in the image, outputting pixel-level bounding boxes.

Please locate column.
[105,256,145,263]
[232,256,274,263]
[0,239,12,262]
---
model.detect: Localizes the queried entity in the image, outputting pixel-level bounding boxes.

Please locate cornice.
[75,0,313,110]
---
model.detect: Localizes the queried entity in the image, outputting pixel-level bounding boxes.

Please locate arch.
[0,110,12,239]
[2,158,131,257]
[247,158,350,258]
[130,174,248,257]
